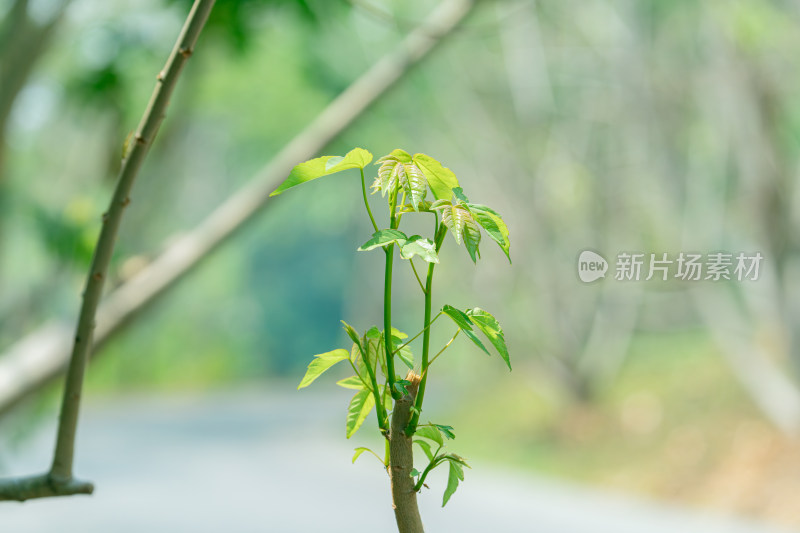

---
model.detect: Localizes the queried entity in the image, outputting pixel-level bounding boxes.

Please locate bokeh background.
[2,0,800,530]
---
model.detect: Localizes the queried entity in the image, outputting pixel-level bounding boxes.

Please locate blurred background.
[2,0,800,530]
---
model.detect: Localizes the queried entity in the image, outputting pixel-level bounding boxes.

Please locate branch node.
[120,197,131,207]
[92,272,103,281]
[134,135,146,146]
[179,47,193,58]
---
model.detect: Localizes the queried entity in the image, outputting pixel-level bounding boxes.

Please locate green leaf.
[394,379,412,396]
[412,153,459,200]
[352,447,369,463]
[414,425,443,446]
[336,376,366,390]
[381,385,393,414]
[297,349,350,389]
[442,305,473,330]
[399,236,439,263]
[365,326,381,340]
[346,388,375,438]
[341,321,362,349]
[377,148,412,164]
[352,446,383,465]
[463,217,481,263]
[467,308,511,370]
[433,424,456,440]
[442,305,490,356]
[397,346,414,369]
[358,229,408,251]
[414,440,434,461]
[469,204,511,262]
[452,186,470,204]
[270,148,372,196]
[410,468,421,478]
[391,328,408,339]
[404,163,428,211]
[442,459,466,507]
[462,328,490,357]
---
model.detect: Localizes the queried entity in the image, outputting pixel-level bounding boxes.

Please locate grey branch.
[0,0,217,501]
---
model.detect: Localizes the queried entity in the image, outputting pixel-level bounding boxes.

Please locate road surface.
[0,386,796,533]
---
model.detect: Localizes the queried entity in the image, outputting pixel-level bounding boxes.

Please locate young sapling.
[270,147,511,533]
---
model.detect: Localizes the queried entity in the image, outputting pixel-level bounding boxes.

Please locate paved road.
[0,386,797,533]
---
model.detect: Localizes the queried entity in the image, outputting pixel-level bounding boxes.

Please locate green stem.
[406,224,448,435]
[360,168,378,232]
[352,345,388,434]
[413,449,444,492]
[391,312,443,356]
[385,191,400,399]
[425,329,461,369]
[409,258,426,293]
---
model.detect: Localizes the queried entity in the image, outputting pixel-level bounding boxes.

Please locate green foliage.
[270,148,372,197]
[346,388,374,438]
[297,349,349,389]
[273,147,512,514]
[467,308,511,370]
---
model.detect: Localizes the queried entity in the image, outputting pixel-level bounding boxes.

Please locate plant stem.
[360,168,378,232]
[426,329,461,369]
[349,357,388,434]
[385,191,400,399]
[408,259,426,293]
[406,224,447,436]
[391,312,443,356]
[0,0,216,502]
[412,448,444,492]
[390,372,424,533]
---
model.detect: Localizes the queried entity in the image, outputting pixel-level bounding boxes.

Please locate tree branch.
[0,0,217,502]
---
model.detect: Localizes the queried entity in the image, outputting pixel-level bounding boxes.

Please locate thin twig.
[0,0,216,502]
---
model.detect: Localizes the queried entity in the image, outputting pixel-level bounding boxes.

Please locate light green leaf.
[391,328,408,339]
[377,148,412,164]
[469,204,511,262]
[414,425,443,446]
[352,446,383,465]
[404,163,427,210]
[270,148,372,196]
[341,321,362,349]
[358,229,408,251]
[336,376,366,390]
[397,347,414,369]
[414,440,434,461]
[467,308,511,370]
[400,236,439,263]
[412,153,459,200]
[463,217,481,263]
[452,186,470,204]
[365,326,381,340]
[346,388,375,438]
[297,349,349,389]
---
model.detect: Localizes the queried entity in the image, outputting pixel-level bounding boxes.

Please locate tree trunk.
[389,372,424,533]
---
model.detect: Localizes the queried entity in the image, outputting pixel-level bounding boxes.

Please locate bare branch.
[0,0,217,502]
